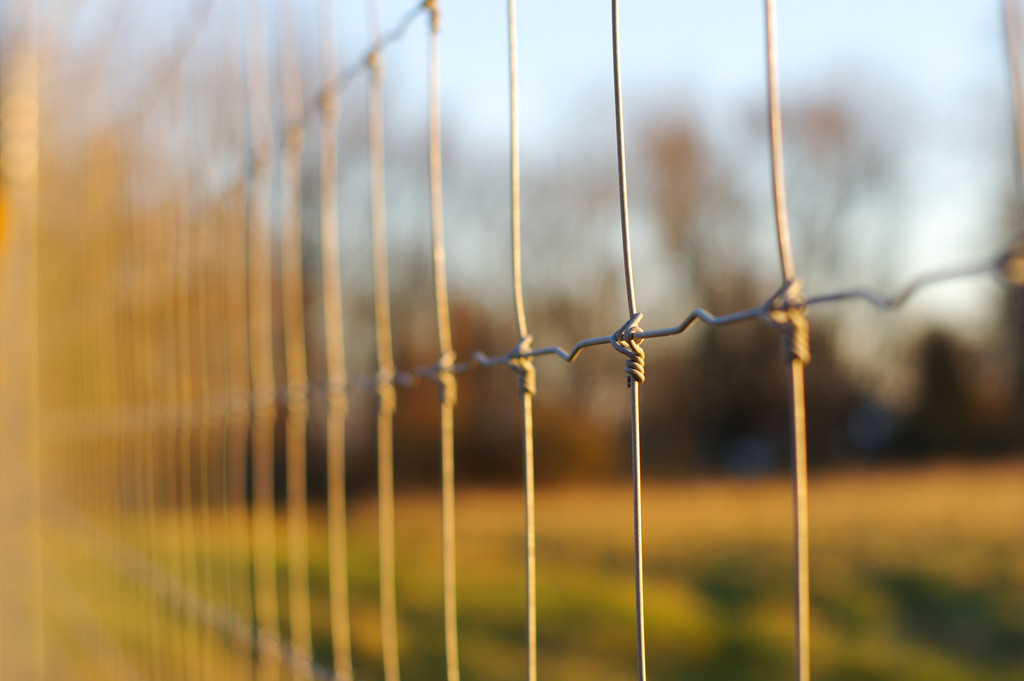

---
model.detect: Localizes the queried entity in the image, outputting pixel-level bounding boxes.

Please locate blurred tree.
[634,94,914,472]
[783,96,895,289]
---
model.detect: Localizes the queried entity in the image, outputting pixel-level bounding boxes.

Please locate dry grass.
[37,459,1024,681]
[337,460,1024,681]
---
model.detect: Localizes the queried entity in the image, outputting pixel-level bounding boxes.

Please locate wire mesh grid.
[1,1,1022,680]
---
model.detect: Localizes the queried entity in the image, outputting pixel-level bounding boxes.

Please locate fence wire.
[1,1,1022,681]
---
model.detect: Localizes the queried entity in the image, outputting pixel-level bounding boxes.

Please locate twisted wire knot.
[320,88,340,118]
[286,383,309,416]
[435,350,458,405]
[284,121,304,152]
[376,368,397,415]
[325,377,349,418]
[424,0,442,32]
[506,335,537,397]
[229,390,251,421]
[998,240,1024,286]
[367,50,385,83]
[250,141,273,177]
[768,279,811,364]
[252,387,277,420]
[612,313,646,387]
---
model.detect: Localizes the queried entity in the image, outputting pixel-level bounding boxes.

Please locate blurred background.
[0,1,1022,680]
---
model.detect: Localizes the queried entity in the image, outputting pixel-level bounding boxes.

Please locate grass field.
[311,459,1023,681]
[39,459,1024,680]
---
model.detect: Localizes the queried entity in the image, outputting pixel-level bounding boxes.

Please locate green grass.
[44,460,1024,680]
[329,461,1024,681]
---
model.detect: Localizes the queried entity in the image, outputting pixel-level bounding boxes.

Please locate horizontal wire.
[96,0,420,141]
[301,0,430,127]
[48,247,1016,437]
[805,259,1000,308]
[167,0,430,219]
[121,0,220,125]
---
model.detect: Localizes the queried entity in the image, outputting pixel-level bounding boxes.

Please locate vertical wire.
[119,165,141,677]
[112,157,138,679]
[156,129,191,680]
[764,3,811,680]
[0,37,8,669]
[1007,0,1024,195]
[190,11,238,663]
[610,4,646,681]
[118,143,142,676]
[505,4,537,681]
[118,199,142,678]
[188,56,219,676]
[79,95,103,681]
[59,151,87,679]
[70,187,90,676]
[611,0,637,318]
[112,148,140,677]
[507,0,528,340]
[172,84,207,679]
[25,10,45,674]
[167,128,195,681]
[0,25,43,676]
[223,1,256,673]
[91,141,113,679]
[130,164,155,680]
[126,181,153,677]
[765,0,797,283]
[87,156,112,680]
[215,2,256,673]
[278,0,315,675]
[186,58,220,680]
[786,357,810,681]
[196,73,234,676]
[241,1,282,676]
[4,8,47,677]
[317,1,354,678]
[90,144,118,679]
[136,184,169,681]
[367,2,402,679]
[222,190,255,678]
[122,152,155,677]
[425,4,461,681]
[88,169,107,681]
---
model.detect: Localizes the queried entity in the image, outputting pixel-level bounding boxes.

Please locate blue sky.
[330,1,1016,331]
[341,1,1008,149]
[53,0,1012,336]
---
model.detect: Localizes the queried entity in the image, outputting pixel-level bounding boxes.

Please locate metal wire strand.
[1007,0,1024,210]
[425,3,462,681]
[130,151,167,681]
[172,134,206,681]
[123,0,219,124]
[240,1,282,676]
[505,4,539,681]
[40,246,1015,450]
[610,4,647,681]
[0,35,43,667]
[185,42,222,679]
[318,1,355,679]
[764,2,811,680]
[278,3,315,676]
[220,2,255,676]
[152,0,430,248]
[368,2,402,680]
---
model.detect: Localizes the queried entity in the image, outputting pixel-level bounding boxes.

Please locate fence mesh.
[1,1,1022,680]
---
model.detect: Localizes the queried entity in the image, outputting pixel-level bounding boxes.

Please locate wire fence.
[1,1,1022,681]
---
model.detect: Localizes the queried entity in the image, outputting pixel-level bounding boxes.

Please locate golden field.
[37,459,1024,681]
[326,460,1024,681]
